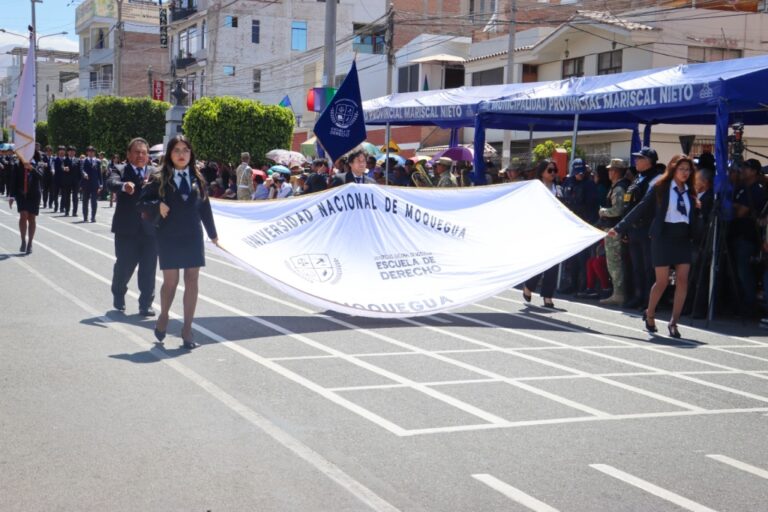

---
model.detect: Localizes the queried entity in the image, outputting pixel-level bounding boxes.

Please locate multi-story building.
[75,0,169,99]
[0,48,78,127]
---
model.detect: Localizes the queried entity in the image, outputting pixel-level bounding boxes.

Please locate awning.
[410,54,466,64]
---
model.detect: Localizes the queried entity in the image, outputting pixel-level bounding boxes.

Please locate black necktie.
[179,172,190,198]
[675,187,687,216]
[136,167,144,179]
[355,176,362,184]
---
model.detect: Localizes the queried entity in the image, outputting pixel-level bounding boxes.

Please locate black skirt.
[651,222,692,267]
[157,231,206,270]
[16,195,40,215]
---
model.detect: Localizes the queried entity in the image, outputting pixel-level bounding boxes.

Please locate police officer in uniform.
[622,147,662,309]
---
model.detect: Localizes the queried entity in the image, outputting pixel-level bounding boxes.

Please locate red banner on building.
[153,80,164,101]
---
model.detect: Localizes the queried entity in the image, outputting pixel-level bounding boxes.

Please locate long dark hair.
[536,159,557,181]
[159,135,207,199]
[655,154,696,202]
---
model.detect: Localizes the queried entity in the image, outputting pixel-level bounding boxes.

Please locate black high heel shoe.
[642,310,658,333]
[668,323,681,338]
[153,327,166,343]
[181,332,198,350]
[522,288,532,303]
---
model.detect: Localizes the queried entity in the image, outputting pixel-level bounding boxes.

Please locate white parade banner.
[211,181,605,318]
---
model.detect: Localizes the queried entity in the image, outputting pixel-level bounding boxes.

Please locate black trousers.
[82,189,98,220]
[50,182,60,210]
[42,182,51,207]
[69,182,80,215]
[111,232,158,310]
[525,264,559,299]
[60,184,72,213]
[628,233,653,305]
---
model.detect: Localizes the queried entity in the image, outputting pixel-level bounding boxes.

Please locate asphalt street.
[1,198,768,512]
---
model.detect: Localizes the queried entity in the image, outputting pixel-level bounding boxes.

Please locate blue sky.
[1,0,80,74]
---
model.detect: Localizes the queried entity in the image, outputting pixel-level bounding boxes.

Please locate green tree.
[35,121,48,148]
[89,96,169,158]
[47,98,91,151]
[183,96,294,165]
[532,139,585,162]
[1,127,8,143]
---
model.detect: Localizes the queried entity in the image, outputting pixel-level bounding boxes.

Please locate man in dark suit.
[51,146,66,212]
[107,137,157,316]
[67,146,82,217]
[344,149,377,184]
[81,145,103,222]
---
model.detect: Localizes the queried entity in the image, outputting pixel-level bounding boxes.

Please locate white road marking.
[472,474,560,512]
[0,239,402,512]
[495,294,768,347]
[706,454,768,479]
[590,464,719,512]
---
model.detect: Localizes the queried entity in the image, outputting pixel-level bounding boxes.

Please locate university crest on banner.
[289,254,340,284]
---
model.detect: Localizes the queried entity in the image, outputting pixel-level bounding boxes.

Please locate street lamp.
[0,28,67,49]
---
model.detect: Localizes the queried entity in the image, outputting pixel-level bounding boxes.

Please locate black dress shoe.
[181,337,198,350]
[113,300,126,312]
[25,243,32,254]
[19,241,26,253]
[139,307,156,317]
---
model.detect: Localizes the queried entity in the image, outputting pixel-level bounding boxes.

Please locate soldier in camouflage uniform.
[598,158,631,306]
[435,157,457,187]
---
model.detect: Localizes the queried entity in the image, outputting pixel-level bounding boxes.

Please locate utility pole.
[31,0,39,123]
[385,3,394,96]
[501,0,517,169]
[115,0,124,97]
[322,0,337,87]
[148,65,153,97]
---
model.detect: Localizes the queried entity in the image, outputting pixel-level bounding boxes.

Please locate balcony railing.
[175,56,197,69]
[170,6,197,22]
[89,80,113,92]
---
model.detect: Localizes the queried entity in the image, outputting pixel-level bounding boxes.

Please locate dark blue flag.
[314,60,366,162]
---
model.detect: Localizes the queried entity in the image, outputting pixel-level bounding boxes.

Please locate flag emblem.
[331,99,359,130]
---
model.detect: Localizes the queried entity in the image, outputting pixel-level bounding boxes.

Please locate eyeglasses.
[172,147,191,155]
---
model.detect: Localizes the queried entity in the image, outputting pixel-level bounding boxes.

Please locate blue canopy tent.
[474,54,768,190]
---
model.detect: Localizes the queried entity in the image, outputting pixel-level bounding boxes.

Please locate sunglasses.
[546,168,557,173]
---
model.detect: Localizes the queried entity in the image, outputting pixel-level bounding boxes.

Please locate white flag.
[211,181,605,318]
[10,32,36,162]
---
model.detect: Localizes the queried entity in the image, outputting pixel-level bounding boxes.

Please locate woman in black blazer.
[7,152,43,254]
[609,155,700,338]
[140,136,218,349]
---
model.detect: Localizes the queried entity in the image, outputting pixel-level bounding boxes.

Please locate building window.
[178,29,188,58]
[687,46,742,63]
[252,69,261,92]
[225,16,238,28]
[353,23,385,55]
[188,25,198,54]
[562,57,584,79]
[252,20,260,44]
[471,67,503,86]
[291,21,307,51]
[201,20,206,49]
[93,28,108,49]
[397,63,419,93]
[200,70,205,97]
[223,65,235,76]
[445,65,465,88]
[597,50,622,75]
[334,74,346,88]
[469,0,497,22]
[522,64,538,83]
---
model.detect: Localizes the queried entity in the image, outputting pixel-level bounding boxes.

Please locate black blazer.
[107,163,157,236]
[64,156,81,186]
[138,171,217,241]
[615,181,701,240]
[344,171,376,184]
[8,159,42,199]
